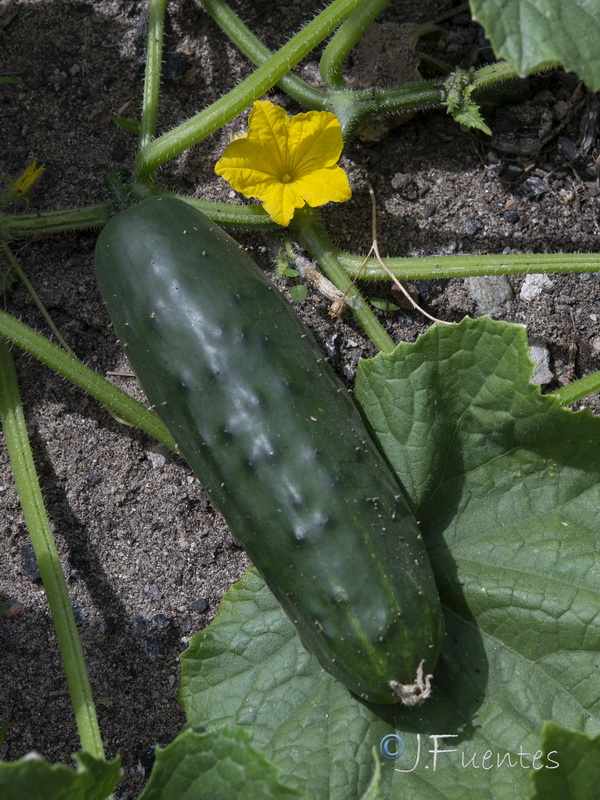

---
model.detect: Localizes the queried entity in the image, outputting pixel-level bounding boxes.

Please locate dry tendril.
[337,176,450,325]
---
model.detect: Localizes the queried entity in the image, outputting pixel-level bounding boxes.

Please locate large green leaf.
[180,317,600,799]
[0,752,121,800]
[180,570,393,799]
[531,723,600,799]
[137,726,308,800]
[470,0,600,90]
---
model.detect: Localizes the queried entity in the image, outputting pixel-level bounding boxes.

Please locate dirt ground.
[1,1,599,797]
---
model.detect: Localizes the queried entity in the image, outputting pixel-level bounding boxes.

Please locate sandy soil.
[1,1,599,797]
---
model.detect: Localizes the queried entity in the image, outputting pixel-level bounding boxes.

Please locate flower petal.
[245,101,290,171]
[261,182,306,227]
[215,138,279,199]
[286,110,344,174]
[293,165,352,208]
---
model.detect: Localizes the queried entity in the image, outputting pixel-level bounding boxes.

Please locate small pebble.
[520,274,554,301]
[528,345,553,385]
[502,165,524,182]
[71,601,89,626]
[466,275,514,315]
[391,173,419,200]
[464,217,483,235]
[553,100,570,121]
[556,136,578,161]
[146,450,167,470]
[522,176,549,199]
[191,597,210,613]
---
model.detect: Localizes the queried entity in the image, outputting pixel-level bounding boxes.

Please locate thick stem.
[195,0,326,108]
[135,0,363,179]
[0,204,112,237]
[137,187,279,230]
[139,0,168,153]
[0,310,177,452]
[0,342,105,758]
[336,250,600,280]
[472,59,560,90]
[550,370,600,406]
[327,82,446,140]
[293,208,395,353]
[319,0,391,89]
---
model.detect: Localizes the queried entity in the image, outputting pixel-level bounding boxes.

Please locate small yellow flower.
[1,161,45,208]
[215,101,351,227]
[12,161,45,197]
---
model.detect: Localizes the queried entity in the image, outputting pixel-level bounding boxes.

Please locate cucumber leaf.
[469,0,600,91]
[531,723,600,799]
[0,752,121,800]
[180,317,600,799]
[290,284,307,302]
[359,750,382,800]
[180,570,392,799]
[137,726,307,800]
[112,116,142,134]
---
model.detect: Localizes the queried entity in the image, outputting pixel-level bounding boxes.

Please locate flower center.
[280,172,295,184]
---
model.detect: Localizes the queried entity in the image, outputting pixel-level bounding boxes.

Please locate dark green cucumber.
[94,196,444,705]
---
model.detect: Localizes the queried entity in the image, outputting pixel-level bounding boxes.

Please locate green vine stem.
[327,81,446,139]
[194,0,443,137]
[293,207,395,353]
[135,0,365,180]
[472,59,561,90]
[0,204,112,237]
[319,0,391,89]
[195,0,326,109]
[139,0,168,155]
[336,250,600,279]
[0,342,105,758]
[2,244,75,354]
[188,1,533,141]
[0,193,275,237]
[550,370,600,406]
[139,188,280,230]
[0,310,177,452]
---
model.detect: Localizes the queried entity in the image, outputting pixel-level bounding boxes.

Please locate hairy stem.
[293,208,395,353]
[319,0,391,89]
[0,342,105,758]
[195,0,326,108]
[0,310,177,452]
[550,370,600,406]
[139,187,279,230]
[336,250,600,280]
[135,0,363,179]
[472,59,560,90]
[0,204,112,237]
[139,0,168,153]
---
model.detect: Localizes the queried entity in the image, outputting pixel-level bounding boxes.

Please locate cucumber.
[94,196,444,705]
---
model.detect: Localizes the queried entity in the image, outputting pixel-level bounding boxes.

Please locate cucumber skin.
[95,196,444,704]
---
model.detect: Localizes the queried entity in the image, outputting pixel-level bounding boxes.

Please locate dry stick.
[367,180,450,324]
[337,178,450,324]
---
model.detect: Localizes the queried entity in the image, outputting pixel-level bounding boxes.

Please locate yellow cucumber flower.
[1,161,45,208]
[215,101,351,227]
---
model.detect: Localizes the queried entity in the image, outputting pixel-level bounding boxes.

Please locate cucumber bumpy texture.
[94,196,444,705]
